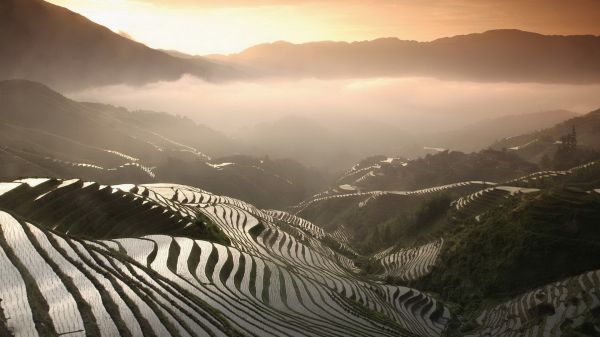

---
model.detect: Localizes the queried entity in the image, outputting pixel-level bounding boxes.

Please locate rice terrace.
[2,0,600,336]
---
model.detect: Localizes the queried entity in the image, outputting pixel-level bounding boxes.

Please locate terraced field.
[0,178,451,337]
[374,239,444,281]
[290,181,493,215]
[451,162,599,218]
[453,186,540,218]
[0,178,203,239]
[505,161,600,187]
[467,270,600,337]
[294,162,600,232]
[1,162,598,336]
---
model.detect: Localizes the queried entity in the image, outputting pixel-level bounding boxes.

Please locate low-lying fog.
[69,75,600,169]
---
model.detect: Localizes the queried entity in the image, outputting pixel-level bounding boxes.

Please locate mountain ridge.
[209,29,600,84]
[0,0,241,89]
[0,79,326,208]
[3,0,599,88]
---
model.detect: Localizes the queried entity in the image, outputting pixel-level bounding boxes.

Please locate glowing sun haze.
[46,0,600,55]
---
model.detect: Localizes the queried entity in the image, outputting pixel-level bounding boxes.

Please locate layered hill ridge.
[212,29,600,84]
[429,109,579,153]
[491,108,600,165]
[0,79,324,208]
[0,0,241,89]
[237,110,578,171]
[2,0,600,89]
[289,158,600,335]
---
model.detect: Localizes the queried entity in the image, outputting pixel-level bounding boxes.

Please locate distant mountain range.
[491,107,600,164]
[1,0,600,89]
[0,0,242,90]
[239,110,580,170]
[212,30,600,84]
[430,109,579,152]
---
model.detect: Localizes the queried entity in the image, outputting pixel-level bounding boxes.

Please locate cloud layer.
[70,75,600,135]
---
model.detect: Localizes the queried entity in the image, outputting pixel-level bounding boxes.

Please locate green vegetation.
[346,149,537,191]
[418,189,600,314]
[358,193,452,252]
[539,126,600,170]
[191,215,231,246]
[300,191,453,254]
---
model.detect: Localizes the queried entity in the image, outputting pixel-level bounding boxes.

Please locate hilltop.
[3,1,600,90]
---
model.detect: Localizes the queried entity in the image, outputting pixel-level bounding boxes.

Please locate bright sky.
[46,0,600,55]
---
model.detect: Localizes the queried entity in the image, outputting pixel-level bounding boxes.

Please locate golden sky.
[47,0,600,55]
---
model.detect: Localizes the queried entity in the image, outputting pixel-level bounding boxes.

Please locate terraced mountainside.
[0,80,324,208]
[416,184,600,336]
[0,178,453,337]
[293,160,600,245]
[332,151,537,192]
[1,81,599,336]
[289,150,543,249]
[491,108,600,166]
[1,160,600,336]
[423,109,578,154]
[284,157,600,335]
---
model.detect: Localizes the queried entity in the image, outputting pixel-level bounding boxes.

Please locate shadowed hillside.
[0,0,241,89]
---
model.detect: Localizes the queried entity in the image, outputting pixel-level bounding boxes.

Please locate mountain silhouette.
[213,29,600,84]
[0,0,239,89]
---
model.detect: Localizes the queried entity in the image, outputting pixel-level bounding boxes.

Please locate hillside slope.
[491,107,600,165]
[430,110,578,153]
[0,178,451,337]
[1,168,600,336]
[0,0,239,89]
[0,156,599,336]
[0,80,324,208]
